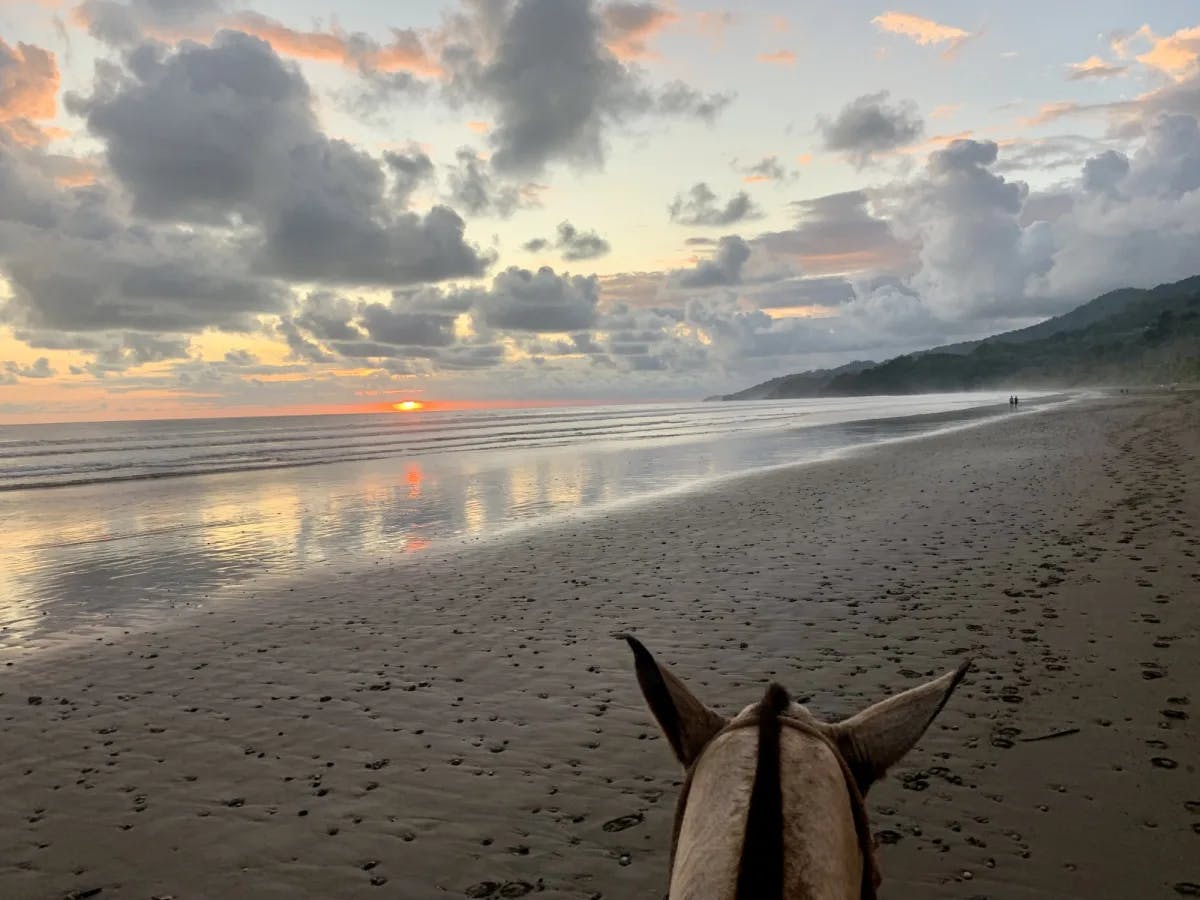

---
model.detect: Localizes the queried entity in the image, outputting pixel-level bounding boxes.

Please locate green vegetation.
[716,276,1200,400]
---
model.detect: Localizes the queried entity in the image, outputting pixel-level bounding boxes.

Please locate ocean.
[0,392,1065,649]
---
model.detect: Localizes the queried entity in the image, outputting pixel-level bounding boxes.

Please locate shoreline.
[3,392,1081,660]
[1,392,1196,899]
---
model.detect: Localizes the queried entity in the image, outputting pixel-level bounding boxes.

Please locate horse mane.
[735,682,790,900]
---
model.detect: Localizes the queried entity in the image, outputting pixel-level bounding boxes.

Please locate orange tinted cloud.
[1136,25,1200,81]
[796,152,813,165]
[871,11,973,58]
[1021,101,1081,127]
[757,49,796,67]
[601,3,680,60]
[696,10,737,43]
[53,158,100,186]
[760,304,838,319]
[1066,55,1127,80]
[0,38,59,119]
[0,38,60,146]
[930,103,961,119]
[466,120,490,134]
[227,12,442,77]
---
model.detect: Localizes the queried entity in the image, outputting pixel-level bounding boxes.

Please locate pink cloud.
[0,38,60,146]
[1066,55,1128,81]
[1135,25,1200,81]
[871,11,975,59]
[757,49,796,67]
[227,12,442,76]
[601,2,680,60]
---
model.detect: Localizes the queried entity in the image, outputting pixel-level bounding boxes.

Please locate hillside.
[718,276,1200,400]
[707,360,875,401]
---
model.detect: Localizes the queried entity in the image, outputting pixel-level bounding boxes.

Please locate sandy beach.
[1,392,1196,900]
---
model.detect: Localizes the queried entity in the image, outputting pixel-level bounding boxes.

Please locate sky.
[1,0,1198,423]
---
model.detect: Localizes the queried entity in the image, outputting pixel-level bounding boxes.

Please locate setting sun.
[393,400,424,412]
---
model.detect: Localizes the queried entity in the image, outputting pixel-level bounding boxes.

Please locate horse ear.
[829,660,971,794]
[623,635,727,767]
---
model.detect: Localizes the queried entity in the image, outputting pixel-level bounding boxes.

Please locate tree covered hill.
[715,276,1200,400]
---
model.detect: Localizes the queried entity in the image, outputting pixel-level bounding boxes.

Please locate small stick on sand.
[1018,727,1081,743]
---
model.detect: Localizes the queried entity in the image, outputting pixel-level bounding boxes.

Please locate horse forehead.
[731,700,822,725]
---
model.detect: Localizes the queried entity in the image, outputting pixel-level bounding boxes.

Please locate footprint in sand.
[601,812,644,832]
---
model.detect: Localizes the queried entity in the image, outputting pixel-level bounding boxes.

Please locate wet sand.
[1,392,1197,900]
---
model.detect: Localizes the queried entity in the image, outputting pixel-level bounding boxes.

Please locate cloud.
[738,155,788,183]
[818,91,923,167]
[1081,149,1130,196]
[669,182,762,226]
[383,147,435,205]
[226,11,441,77]
[1027,114,1200,301]
[671,234,750,287]
[72,0,225,46]
[871,11,973,58]
[695,11,737,43]
[1135,25,1200,82]
[440,0,731,176]
[359,303,458,347]
[757,50,796,67]
[1066,55,1127,81]
[755,190,914,276]
[445,147,527,217]
[3,357,56,379]
[866,139,1045,321]
[72,30,490,286]
[473,266,600,332]
[277,318,332,363]
[0,38,61,146]
[600,1,679,60]
[291,291,361,341]
[524,221,611,260]
[223,348,258,366]
[655,80,735,122]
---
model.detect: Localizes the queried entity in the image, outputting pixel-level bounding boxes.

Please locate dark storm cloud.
[438,343,506,369]
[441,0,731,176]
[671,234,750,287]
[73,31,490,286]
[276,318,332,362]
[0,179,289,335]
[668,182,761,226]
[359,304,458,347]
[818,90,923,167]
[292,291,360,341]
[473,266,599,332]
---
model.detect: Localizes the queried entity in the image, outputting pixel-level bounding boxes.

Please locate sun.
[393,400,424,412]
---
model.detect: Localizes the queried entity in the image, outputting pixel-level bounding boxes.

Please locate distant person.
[1014,395,1019,405]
